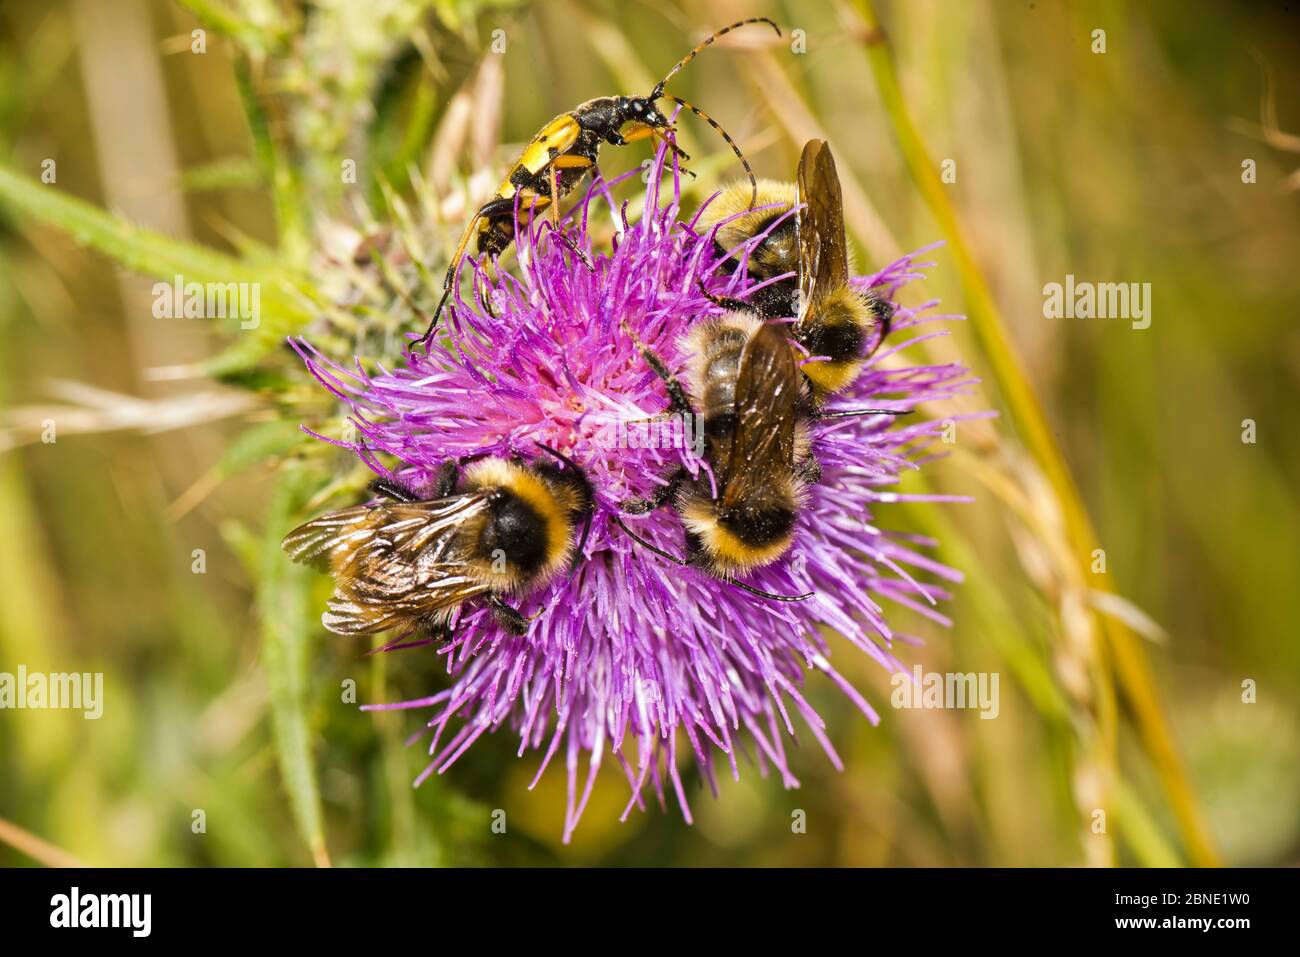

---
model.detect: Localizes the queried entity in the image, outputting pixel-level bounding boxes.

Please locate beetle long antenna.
[652,17,781,98]
[662,94,758,209]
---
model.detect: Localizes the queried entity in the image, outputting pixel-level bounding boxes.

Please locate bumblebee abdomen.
[798,287,884,397]
[719,501,797,550]
[800,311,867,363]
[684,313,753,419]
[680,485,800,575]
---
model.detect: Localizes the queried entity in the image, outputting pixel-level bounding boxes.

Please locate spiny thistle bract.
[293,145,974,841]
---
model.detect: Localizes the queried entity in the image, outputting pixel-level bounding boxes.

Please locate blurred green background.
[0,0,1297,867]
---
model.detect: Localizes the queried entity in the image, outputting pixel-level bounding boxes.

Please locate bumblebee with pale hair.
[697,138,894,402]
[612,317,817,601]
[282,447,592,639]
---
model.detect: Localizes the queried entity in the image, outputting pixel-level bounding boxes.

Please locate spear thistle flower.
[294,145,974,841]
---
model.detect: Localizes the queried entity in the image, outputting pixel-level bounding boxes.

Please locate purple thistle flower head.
[295,144,974,842]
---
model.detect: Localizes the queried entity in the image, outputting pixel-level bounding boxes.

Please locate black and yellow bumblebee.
[282,447,593,638]
[612,286,906,594]
[418,17,781,343]
[697,138,894,402]
[612,316,816,602]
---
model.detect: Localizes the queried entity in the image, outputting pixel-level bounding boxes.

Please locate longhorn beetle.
[417,17,780,346]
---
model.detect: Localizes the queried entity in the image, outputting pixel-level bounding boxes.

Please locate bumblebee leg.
[615,517,813,602]
[639,345,693,415]
[610,514,691,564]
[423,616,454,646]
[683,529,705,563]
[486,594,532,636]
[697,277,749,312]
[812,407,912,420]
[427,450,499,498]
[371,478,419,503]
[620,467,684,514]
[618,318,692,415]
[432,459,461,497]
[865,294,895,357]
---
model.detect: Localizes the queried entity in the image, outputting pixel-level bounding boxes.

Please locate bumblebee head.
[624,94,669,128]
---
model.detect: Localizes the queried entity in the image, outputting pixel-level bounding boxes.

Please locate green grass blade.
[259,466,331,867]
[0,165,251,282]
[853,0,1219,867]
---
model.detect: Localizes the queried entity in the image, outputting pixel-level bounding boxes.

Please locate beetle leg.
[535,157,595,272]
[548,164,562,231]
[618,122,655,144]
[620,123,693,170]
[552,154,595,170]
[419,211,484,347]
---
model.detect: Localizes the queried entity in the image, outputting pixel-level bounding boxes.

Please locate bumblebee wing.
[283,495,494,635]
[796,139,849,327]
[282,495,482,566]
[323,572,489,635]
[281,504,378,571]
[515,113,582,177]
[720,322,799,506]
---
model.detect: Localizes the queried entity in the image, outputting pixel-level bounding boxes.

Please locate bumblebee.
[419,17,781,343]
[282,447,593,638]
[697,139,894,401]
[612,316,815,601]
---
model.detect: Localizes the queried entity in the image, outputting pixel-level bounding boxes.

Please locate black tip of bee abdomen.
[481,495,549,575]
[800,319,866,363]
[719,502,797,548]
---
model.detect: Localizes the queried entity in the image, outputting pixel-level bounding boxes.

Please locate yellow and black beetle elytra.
[418,17,781,345]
